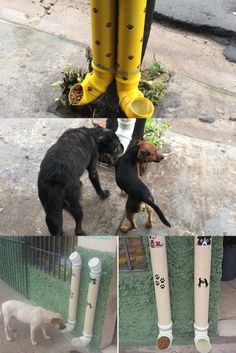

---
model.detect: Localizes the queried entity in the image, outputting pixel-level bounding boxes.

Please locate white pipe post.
[72,257,102,348]
[194,236,212,353]
[149,236,173,351]
[116,118,136,152]
[62,251,82,333]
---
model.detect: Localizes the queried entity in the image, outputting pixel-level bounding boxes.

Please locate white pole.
[72,257,102,348]
[116,118,136,152]
[194,236,212,353]
[62,251,82,333]
[149,236,173,351]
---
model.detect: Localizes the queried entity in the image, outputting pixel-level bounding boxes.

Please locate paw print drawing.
[155,275,165,289]
[155,274,160,286]
[128,55,134,60]
[127,24,134,30]
[106,22,112,28]
[106,53,112,57]
[92,8,98,13]
[88,86,93,92]
[160,278,165,289]
[95,40,101,45]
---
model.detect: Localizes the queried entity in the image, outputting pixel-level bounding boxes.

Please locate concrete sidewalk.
[0,118,235,236]
[0,1,236,93]
[154,0,236,39]
[0,19,87,119]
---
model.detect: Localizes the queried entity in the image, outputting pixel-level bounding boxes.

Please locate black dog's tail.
[39,181,65,236]
[143,196,171,228]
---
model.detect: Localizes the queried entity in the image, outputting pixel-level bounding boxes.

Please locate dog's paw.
[6,336,13,341]
[145,221,153,228]
[140,203,146,212]
[75,229,86,236]
[31,341,38,346]
[99,190,110,200]
[120,190,127,198]
[45,335,51,340]
[120,226,130,233]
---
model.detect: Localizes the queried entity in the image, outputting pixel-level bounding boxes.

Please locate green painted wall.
[119,236,223,346]
[27,246,115,349]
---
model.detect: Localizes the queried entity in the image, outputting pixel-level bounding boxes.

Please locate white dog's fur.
[0,300,63,345]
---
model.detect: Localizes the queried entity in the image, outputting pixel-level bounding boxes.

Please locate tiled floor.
[218,279,236,336]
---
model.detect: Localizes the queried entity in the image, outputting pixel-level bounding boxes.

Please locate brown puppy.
[115,140,171,233]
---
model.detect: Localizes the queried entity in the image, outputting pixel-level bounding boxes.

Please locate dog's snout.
[59,323,66,330]
[160,155,164,160]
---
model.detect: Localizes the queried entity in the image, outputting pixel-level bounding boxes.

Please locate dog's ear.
[137,148,150,161]
[93,122,102,128]
[137,139,147,146]
[97,134,107,143]
[97,131,112,143]
[51,317,62,326]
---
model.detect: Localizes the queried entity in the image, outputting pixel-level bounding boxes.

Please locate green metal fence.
[0,237,28,297]
[0,237,76,298]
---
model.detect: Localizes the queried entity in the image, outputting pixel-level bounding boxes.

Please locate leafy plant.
[139,80,167,106]
[52,65,87,106]
[144,119,171,148]
[142,55,165,80]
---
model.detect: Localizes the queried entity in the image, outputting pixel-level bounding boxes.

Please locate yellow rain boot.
[69,0,117,106]
[116,0,154,118]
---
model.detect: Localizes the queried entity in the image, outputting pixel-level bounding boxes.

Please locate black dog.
[115,140,171,233]
[38,126,123,236]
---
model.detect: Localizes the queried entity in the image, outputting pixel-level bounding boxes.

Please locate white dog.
[1,300,65,345]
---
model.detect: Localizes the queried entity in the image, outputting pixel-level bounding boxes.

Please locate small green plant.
[142,55,165,80]
[52,65,87,106]
[143,82,166,106]
[144,119,171,148]
[139,57,167,106]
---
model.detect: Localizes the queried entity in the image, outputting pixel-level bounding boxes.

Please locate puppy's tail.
[143,196,171,228]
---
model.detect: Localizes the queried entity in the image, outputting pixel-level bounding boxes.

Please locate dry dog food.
[69,85,83,105]
[157,336,170,350]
